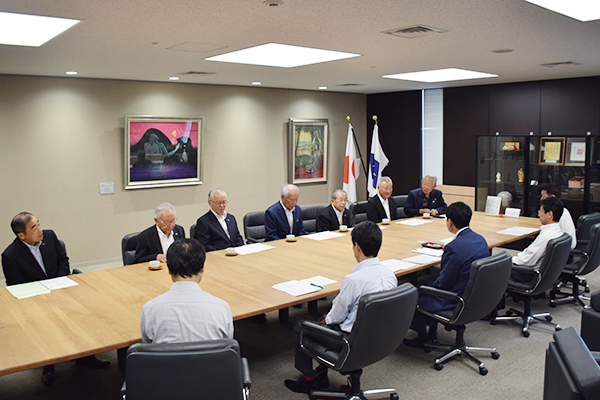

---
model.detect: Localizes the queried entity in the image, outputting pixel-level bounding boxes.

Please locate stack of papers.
[396,219,433,226]
[381,259,420,273]
[412,247,444,257]
[496,226,540,236]
[234,243,276,255]
[6,276,79,299]
[273,275,337,296]
[401,254,442,265]
[304,231,346,241]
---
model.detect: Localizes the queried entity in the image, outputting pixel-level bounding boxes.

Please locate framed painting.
[565,137,586,166]
[539,137,565,165]
[125,116,203,189]
[288,118,328,184]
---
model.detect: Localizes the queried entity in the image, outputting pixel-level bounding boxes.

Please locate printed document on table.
[412,247,444,257]
[496,226,540,236]
[235,243,276,255]
[396,219,433,226]
[402,254,441,265]
[439,237,454,244]
[40,276,79,290]
[381,259,420,273]
[6,281,51,299]
[303,231,346,241]
[299,276,337,287]
[272,280,321,296]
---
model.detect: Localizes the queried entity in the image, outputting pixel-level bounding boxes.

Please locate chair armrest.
[120,380,126,397]
[241,357,251,389]
[246,237,260,244]
[511,264,536,274]
[301,320,346,341]
[418,285,461,302]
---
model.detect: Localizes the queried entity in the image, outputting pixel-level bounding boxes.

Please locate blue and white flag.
[367,124,389,198]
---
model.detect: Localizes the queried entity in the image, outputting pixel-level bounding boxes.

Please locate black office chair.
[301,205,326,234]
[416,252,512,375]
[190,223,196,240]
[121,232,140,266]
[299,283,417,400]
[243,211,266,244]
[390,195,408,219]
[349,201,368,226]
[550,223,600,308]
[581,290,600,352]
[121,339,251,400]
[492,233,572,337]
[543,327,600,400]
[574,212,600,250]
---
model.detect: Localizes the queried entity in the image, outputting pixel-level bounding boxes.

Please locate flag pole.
[346,116,368,177]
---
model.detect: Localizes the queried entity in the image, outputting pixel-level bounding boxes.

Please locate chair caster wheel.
[549,302,556,308]
[390,394,399,400]
[424,347,433,354]
[491,352,500,360]
[555,325,562,331]
[434,363,443,371]
[490,319,498,325]
[546,316,553,321]
[505,310,513,317]
[479,367,488,376]
[522,330,530,338]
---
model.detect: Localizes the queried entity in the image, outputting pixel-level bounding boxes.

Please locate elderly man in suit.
[316,189,351,232]
[367,176,397,223]
[135,202,185,264]
[265,184,305,241]
[194,189,244,251]
[1,212,110,386]
[404,174,447,217]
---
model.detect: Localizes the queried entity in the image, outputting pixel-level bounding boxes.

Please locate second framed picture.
[288,118,328,184]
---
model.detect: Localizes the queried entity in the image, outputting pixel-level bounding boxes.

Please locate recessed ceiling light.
[169,76,180,80]
[252,82,261,85]
[0,11,79,47]
[205,43,360,68]
[65,71,78,75]
[383,68,498,83]
[319,86,328,90]
[523,0,600,22]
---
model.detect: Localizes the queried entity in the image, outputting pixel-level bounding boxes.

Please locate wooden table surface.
[0,212,540,376]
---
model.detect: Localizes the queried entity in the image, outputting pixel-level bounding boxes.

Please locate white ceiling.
[1,0,599,94]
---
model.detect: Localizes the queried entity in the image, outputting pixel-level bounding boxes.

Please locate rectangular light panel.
[205,43,360,68]
[383,68,498,83]
[524,0,600,22]
[0,11,80,47]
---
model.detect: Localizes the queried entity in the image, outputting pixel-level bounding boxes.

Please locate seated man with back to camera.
[265,184,305,241]
[194,189,244,251]
[316,189,351,232]
[404,174,447,217]
[404,202,489,349]
[284,221,397,394]
[540,184,576,249]
[366,176,397,223]
[141,238,233,343]
[135,202,185,264]
[1,212,110,386]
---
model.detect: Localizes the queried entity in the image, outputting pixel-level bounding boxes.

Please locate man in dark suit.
[1,212,110,386]
[367,176,397,222]
[404,174,447,217]
[194,189,244,251]
[135,202,185,264]
[316,189,351,232]
[265,184,305,241]
[403,202,489,348]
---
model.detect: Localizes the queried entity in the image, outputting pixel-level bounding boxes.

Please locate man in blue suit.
[404,174,447,217]
[265,184,305,241]
[404,202,489,348]
[194,189,244,251]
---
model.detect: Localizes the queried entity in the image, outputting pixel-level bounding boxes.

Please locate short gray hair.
[423,174,437,185]
[208,189,226,202]
[331,189,346,200]
[281,184,299,198]
[377,176,392,187]
[154,202,176,220]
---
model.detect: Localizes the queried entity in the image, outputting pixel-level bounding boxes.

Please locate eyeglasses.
[211,200,228,206]
[159,218,177,226]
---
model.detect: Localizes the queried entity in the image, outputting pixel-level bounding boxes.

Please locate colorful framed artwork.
[288,118,328,184]
[539,137,565,165]
[565,137,586,166]
[125,116,203,189]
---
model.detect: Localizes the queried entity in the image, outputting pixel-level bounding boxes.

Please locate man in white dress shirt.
[540,184,576,249]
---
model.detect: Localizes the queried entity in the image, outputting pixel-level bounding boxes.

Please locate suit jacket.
[316,204,351,232]
[264,202,305,241]
[194,211,244,251]
[404,188,447,217]
[134,224,185,263]
[366,195,397,223]
[418,227,489,312]
[1,230,70,286]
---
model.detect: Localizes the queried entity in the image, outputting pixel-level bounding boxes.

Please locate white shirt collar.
[210,209,228,220]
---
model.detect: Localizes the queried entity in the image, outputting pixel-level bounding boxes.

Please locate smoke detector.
[264,0,284,6]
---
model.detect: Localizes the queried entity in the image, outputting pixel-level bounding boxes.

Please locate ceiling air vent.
[540,61,582,68]
[382,24,448,39]
[179,71,216,76]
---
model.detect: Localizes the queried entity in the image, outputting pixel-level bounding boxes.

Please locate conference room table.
[0,212,541,376]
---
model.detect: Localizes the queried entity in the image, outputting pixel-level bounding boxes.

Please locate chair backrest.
[452,252,512,325]
[533,233,572,296]
[243,211,265,244]
[341,283,418,372]
[576,212,600,248]
[125,339,246,400]
[301,205,326,234]
[190,223,196,240]
[121,232,140,266]
[578,222,600,276]
[390,195,408,219]
[349,201,368,226]
[543,327,600,400]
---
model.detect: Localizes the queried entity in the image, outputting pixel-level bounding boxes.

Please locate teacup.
[423,212,431,219]
[286,234,295,241]
[226,247,236,255]
[339,225,348,232]
[382,218,390,225]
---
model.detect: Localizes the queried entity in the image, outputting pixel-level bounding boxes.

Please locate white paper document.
[412,247,444,257]
[381,259,420,273]
[439,237,454,244]
[496,226,540,236]
[505,208,521,218]
[303,231,346,241]
[396,219,433,226]
[6,281,51,299]
[299,275,337,287]
[235,243,276,255]
[272,280,321,296]
[40,276,79,290]
[401,254,441,265]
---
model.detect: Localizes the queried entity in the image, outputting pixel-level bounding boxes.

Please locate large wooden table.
[0,212,540,376]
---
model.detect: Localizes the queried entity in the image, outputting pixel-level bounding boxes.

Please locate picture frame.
[125,116,203,190]
[565,137,586,166]
[539,137,565,165]
[288,118,328,184]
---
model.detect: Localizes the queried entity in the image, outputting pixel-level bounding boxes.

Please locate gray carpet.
[1,258,598,400]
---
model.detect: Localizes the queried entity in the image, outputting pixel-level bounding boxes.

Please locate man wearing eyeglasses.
[194,189,244,251]
[134,202,185,264]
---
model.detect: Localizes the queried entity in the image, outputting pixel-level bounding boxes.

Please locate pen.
[310,283,323,289]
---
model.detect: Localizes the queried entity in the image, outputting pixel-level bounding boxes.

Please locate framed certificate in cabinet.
[539,137,565,165]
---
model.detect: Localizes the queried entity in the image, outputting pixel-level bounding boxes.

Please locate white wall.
[0,75,366,265]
